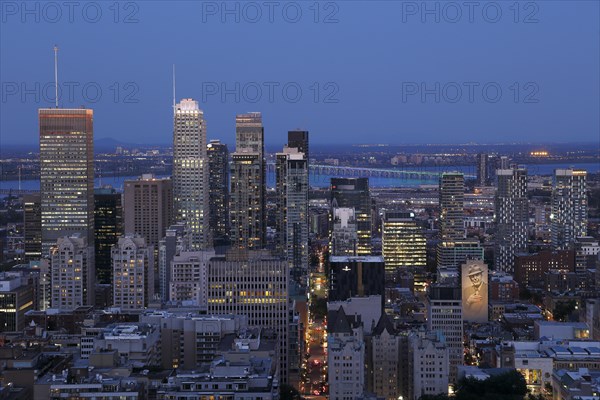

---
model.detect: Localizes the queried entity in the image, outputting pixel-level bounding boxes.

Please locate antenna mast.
[172,64,176,114]
[54,45,59,108]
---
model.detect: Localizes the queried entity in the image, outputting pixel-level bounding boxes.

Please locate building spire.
[172,64,176,115]
[53,45,59,108]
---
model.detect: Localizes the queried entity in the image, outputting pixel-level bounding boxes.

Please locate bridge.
[0,188,39,196]
[267,163,475,180]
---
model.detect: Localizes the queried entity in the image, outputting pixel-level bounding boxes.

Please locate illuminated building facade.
[207,250,289,382]
[276,147,309,286]
[0,272,34,332]
[382,211,426,277]
[436,240,483,269]
[173,99,210,250]
[230,113,266,250]
[50,234,94,310]
[112,235,154,310]
[551,168,588,249]
[331,178,372,255]
[39,108,94,257]
[495,166,528,273]
[207,140,229,246]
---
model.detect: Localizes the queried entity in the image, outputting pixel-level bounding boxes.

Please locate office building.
[331,177,372,255]
[123,174,174,248]
[408,329,449,400]
[207,250,289,382]
[495,166,528,273]
[39,108,95,257]
[23,193,41,261]
[169,250,213,309]
[382,211,426,278]
[94,187,123,284]
[287,130,309,161]
[551,169,588,249]
[439,172,465,241]
[230,113,266,250]
[173,99,210,250]
[427,285,462,383]
[436,239,483,269]
[140,311,248,369]
[276,146,309,286]
[207,139,229,246]
[112,235,154,310]
[330,207,358,256]
[329,256,385,305]
[0,271,34,332]
[50,234,94,310]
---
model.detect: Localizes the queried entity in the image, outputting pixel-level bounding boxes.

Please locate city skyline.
[1,3,600,400]
[1,2,599,147]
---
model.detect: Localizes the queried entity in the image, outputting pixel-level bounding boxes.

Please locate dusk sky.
[1,1,599,146]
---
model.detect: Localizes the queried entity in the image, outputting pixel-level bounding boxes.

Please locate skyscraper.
[23,193,41,261]
[551,169,588,249]
[495,166,528,273]
[382,211,427,278]
[207,140,229,246]
[39,108,94,257]
[276,146,309,286]
[173,99,210,250]
[331,178,372,255]
[50,234,94,309]
[439,172,465,241]
[230,113,266,250]
[112,235,154,310]
[287,130,309,161]
[123,174,174,248]
[476,153,491,186]
[94,186,123,284]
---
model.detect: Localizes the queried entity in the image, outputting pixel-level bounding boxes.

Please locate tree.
[553,300,577,322]
[454,370,528,400]
[280,384,301,400]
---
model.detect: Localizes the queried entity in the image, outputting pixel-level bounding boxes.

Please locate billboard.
[462,260,488,323]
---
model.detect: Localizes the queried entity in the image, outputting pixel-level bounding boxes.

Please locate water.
[1,162,597,193]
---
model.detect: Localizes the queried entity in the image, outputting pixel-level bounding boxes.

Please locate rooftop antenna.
[53,45,59,108]
[172,64,176,115]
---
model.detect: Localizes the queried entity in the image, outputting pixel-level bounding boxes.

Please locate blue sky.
[1,1,599,146]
